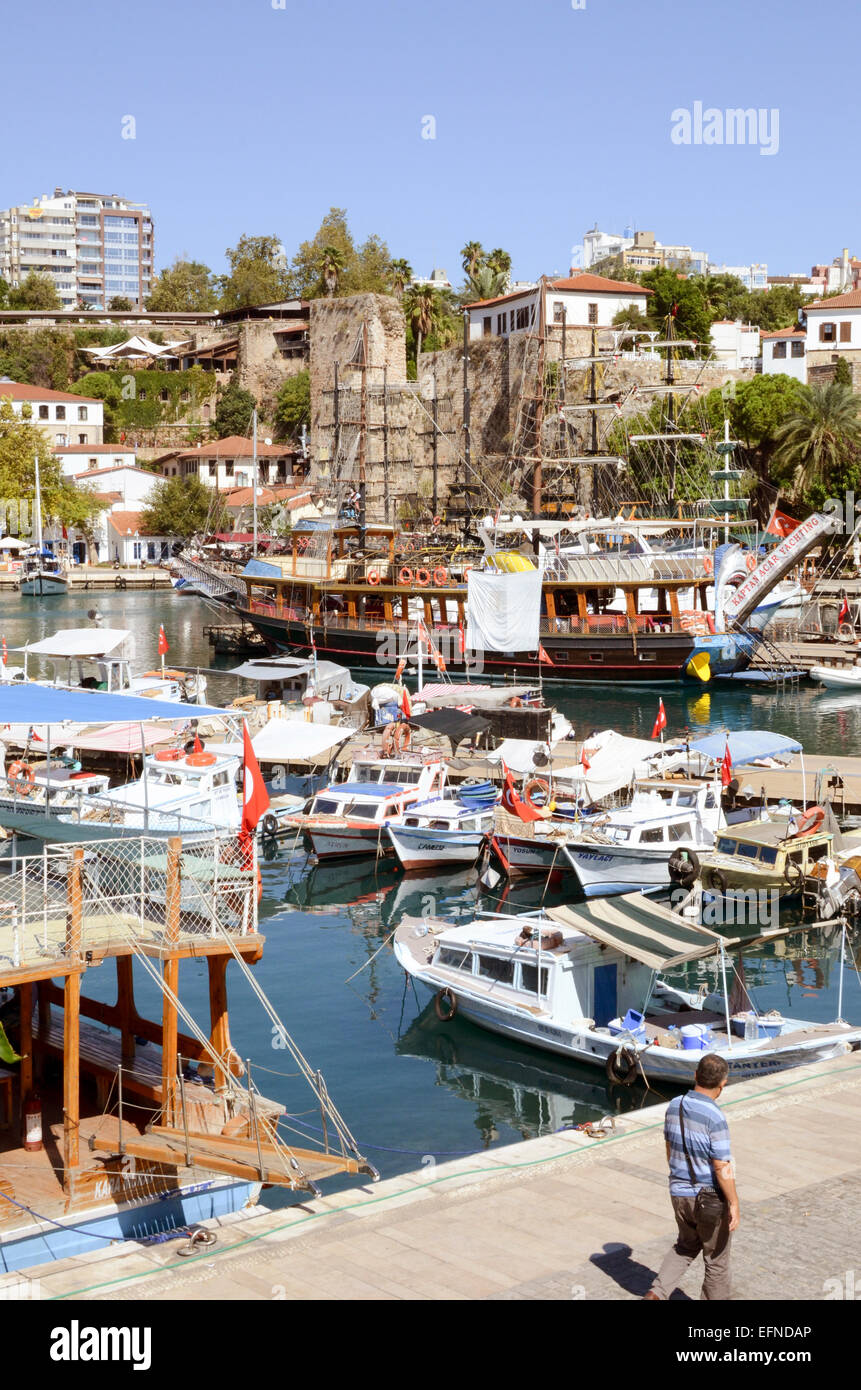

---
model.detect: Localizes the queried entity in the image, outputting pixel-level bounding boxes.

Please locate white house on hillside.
[709,320,761,369]
[761,327,807,383]
[55,443,137,477]
[0,380,103,445]
[465,273,651,341]
[803,289,861,369]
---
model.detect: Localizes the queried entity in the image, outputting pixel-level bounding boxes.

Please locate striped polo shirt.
[664,1090,732,1197]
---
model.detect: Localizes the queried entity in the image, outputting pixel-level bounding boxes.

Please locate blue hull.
[689,631,757,676]
[0,1178,256,1275]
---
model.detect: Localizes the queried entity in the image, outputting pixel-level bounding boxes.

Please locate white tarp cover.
[466,569,543,654]
[552,729,666,800]
[485,738,554,774]
[15,629,131,658]
[208,720,350,763]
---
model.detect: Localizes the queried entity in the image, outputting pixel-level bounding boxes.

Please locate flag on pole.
[457,623,466,657]
[157,625,169,656]
[721,738,734,788]
[651,698,667,740]
[538,644,554,666]
[240,722,270,842]
[395,657,406,682]
[192,731,203,754]
[500,761,545,824]
[580,743,591,773]
[839,596,851,626]
[1,636,6,666]
[401,686,412,719]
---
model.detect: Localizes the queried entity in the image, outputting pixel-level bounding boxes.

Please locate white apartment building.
[578,226,709,276]
[708,262,768,291]
[54,443,138,477]
[466,274,651,340]
[760,327,807,383]
[0,380,103,446]
[709,319,761,369]
[0,189,153,309]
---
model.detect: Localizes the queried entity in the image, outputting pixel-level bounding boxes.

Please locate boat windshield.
[717,837,739,855]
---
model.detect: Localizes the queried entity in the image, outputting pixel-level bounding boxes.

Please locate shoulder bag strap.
[678,1097,699,1191]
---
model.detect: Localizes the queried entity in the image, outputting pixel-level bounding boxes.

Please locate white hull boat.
[388,800,495,872]
[20,570,69,597]
[810,663,861,690]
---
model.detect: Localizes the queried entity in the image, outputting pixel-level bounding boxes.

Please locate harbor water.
[3,589,861,1199]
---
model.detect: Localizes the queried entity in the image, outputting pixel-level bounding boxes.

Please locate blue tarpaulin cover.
[687,730,802,766]
[0,683,228,724]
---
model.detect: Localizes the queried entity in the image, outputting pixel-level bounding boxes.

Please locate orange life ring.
[367,568,381,586]
[523,777,550,811]
[746,553,757,572]
[433,567,448,586]
[416,568,431,587]
[155,748,183,762]
[7,762,35,796]
[396,722,412,751]
[398,567,413,586]
[433,516,442,527]
[703,556,713,575]
[795,805,826,838]
[186,751,217,768]
[381,723,397,757]
[507,696,523,708]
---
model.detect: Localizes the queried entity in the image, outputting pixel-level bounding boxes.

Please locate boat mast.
[531,277,547,517]
[34,450,44,554]
[252,408,258,559]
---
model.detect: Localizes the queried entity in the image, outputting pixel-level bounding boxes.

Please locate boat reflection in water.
[396,1001,663,1144]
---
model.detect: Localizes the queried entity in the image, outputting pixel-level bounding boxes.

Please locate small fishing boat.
[694,808,861,897]
[394,894,861,1083]
[18,451,69,596]
[65,746,242,840]
[809,661,861,690]
[388,798,496,872]
[13,628,206,703]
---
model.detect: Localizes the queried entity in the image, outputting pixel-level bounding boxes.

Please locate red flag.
[401,686,412,719]
[765,508,799,539]
[839,597,851,626]
[538,644,554,666]
[500,762,544,824]
[458,623,466,656]
[395,657,406,682]
[721,739,733,788]
[157,625,169,656]
[1,636,6,667]
[192,732,203,754]
[651,698,667,740]
[580,744,591,773]
[241,722,270,839]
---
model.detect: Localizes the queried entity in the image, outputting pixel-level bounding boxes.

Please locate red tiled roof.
[224,484,299,507]
[0,381,101,404]
[761,327,806,339]
[54,443,136,454]
[550,273,652,295]
[107,510,157,536]
[71,464,156,478]
[164,435,297,461]
[805,289,861,311]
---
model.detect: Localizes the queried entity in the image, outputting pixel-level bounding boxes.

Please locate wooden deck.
[18,1051,861,1301]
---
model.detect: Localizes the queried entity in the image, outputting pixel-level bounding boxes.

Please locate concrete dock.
[0,567,171,590]
[16,1051,861,1302]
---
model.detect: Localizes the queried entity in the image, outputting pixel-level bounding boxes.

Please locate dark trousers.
[650,1194,732,1300]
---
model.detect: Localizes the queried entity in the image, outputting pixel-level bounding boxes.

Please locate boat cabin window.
[607,826,631,843]
[736,843,759,860]
[428,819,450,830]
[394,769,422,784]
[705,790,716,809]
[353,766,382,783]
[717,837,738,855]
[477,955,515,985]
[668,822,693,841]
[314,798,340,815]
[640,827,665,844]
[350,803,381,820]
[758,847,778,865]
[403,816,420,827]
[807,841,830,863]
[437,946,472,971]
[520,962,549,995]
[213,771,231,787]
[676,792,696,808]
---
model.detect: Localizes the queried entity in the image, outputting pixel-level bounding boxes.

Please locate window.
[55,406,65,420]
[736,842,759,859]
[588,302,598,324]
[820,322,837,342]
[38,405,49,419]
[668,821,693,841]
[313,798,340,815]
[716,838,738,855]
[87,459,98,470]
[497,312,507,334]
[588,651,604,663]
[77,406,88,421]
[133,542,142,560]
[520,963,549,995]
[638,651,657,662]
[553,301,566,324]
[477,955,515,985]
[482,316,492,337]
[791,341,805,358]
[437,947,472,971]
[78,433,87,444]
[640,826,665,843]
[840,321,852,342]
[772,341,787,359]
[758,847,778,865]
[225,462,234,477]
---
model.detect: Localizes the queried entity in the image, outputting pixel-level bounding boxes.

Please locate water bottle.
[744,1014,758,1042]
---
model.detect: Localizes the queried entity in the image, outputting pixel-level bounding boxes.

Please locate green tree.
[215,376,256,437]
[7,273,62,311]
[403,285,439,359]
[639,267,711,349]
[485,248,512,281]
[699,273,751,324]
[219,234,290,311]
[290,208,355,299]
[460,241,485,278]
[771,382,861,502]
[0,279,9,308]
[108,296,134,311]
[289,209,392,299]
[141,473,228,539]
[147,258,219,312]
[0,397,107,530]
[749,284,806,332]
[612,304,649,331]
[274,371,310,441]
[834,357,853,388]
[388,258,413,298]
[464,264,508,302]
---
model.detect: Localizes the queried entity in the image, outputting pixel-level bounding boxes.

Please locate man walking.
[645,1053,740,1301]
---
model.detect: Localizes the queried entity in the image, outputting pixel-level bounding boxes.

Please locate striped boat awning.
[546,895,736,970]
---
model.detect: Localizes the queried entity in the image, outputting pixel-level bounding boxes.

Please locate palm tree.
[773,382,861,499]
[465,264,508,302]
[403,284,438,358]
[460,241,485,278]
[389,258,413,298]
[485,248,512,284]
[318,245,346,297]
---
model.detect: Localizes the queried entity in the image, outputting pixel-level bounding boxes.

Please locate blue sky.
[5,0,858,284]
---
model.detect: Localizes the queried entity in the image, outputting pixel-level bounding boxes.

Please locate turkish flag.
[241,722,270,839]
[721,740,734,788]
[401,686,412,719]
[192,732,203,754]
[1,636,6,667]
[651,698,667,740]
[158,625,169,656]
[538,644,554,666]
[500,762,544,824]
[580,744,591,773]
[839,597,851,625]
[766,508,799,539]
[458,623,466,656]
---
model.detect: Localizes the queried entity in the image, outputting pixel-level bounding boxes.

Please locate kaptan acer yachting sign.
[722,511,841,627]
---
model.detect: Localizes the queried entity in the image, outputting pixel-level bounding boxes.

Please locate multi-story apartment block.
[578,226,709,276]
[0,188,153,309]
